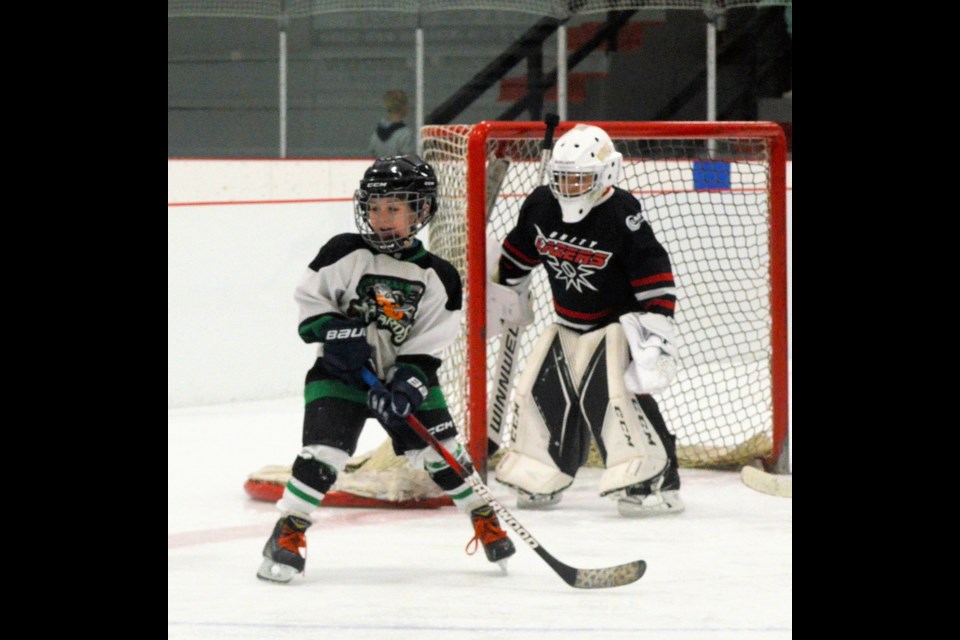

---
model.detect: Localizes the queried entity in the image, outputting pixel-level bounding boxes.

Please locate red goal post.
[421,121,788,479]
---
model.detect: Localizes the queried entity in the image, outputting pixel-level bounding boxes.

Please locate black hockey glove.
[320,317,371,386]
[367,367,429,434]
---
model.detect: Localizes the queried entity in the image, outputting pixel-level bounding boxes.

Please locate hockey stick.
[741,465,792,498]
[362,367,646,589]
[485,152,511,221]
[487,113,560,452]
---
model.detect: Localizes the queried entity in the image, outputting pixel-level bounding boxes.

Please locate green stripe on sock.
[286,481,322,506]
[450,486,473,501]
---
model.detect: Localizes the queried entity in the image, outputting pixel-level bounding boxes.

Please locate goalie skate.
[615,465,684,517]
[256,513,312,583]
[617,489,685,517]
[516,488,563,510]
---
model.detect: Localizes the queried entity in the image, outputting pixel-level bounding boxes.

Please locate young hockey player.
[491,124,685,517]
[257,155,515,583]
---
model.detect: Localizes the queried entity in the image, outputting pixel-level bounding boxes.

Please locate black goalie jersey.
[497,185,676,333]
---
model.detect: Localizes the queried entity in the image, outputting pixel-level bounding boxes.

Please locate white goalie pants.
[495,322,672,498]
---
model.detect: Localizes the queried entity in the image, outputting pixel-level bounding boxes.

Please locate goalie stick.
[485,152,511,221]
[362,367,646,589]
[487,113,560,452]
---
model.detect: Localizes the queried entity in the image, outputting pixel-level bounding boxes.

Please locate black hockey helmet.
[354,155,439,252]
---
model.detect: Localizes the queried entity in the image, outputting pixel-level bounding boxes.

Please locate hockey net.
[246,120,788,507]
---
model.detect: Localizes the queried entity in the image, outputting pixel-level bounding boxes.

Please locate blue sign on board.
[693,161,731,191]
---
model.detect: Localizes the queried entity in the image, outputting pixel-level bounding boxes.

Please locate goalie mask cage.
[421,121,788,479]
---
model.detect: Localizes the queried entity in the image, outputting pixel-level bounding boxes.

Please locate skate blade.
[496,558,509,574]
[617,491,685,517]
[516,495,562,510]
[256,557,301,583]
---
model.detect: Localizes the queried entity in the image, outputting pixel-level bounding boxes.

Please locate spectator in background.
[366,90,415,157]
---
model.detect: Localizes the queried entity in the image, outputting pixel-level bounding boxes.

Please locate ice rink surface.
[168,397,791,640]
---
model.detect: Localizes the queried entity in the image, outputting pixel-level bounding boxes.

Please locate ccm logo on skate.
[325,327,366,340]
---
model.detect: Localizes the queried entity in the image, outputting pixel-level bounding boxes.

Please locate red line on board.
[168,197,353,207]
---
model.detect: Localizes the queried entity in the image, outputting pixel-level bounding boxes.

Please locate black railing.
[427,10,637,124]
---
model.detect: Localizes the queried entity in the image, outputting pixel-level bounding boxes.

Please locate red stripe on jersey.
[643,299,676,312]
[503,239,540,266]
[554,302,613,320]
[630,273,674,288]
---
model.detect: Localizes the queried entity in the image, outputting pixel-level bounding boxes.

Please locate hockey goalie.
[490,124,685,517]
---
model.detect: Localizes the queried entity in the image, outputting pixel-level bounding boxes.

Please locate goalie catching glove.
[620,312,678,395]
[485,236,535,339]
[367,365,429,435]
[486,280,534,340]
[320,316,372,386]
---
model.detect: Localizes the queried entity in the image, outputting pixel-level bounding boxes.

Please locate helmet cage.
[353,155,438,252]
[548,164,605,203]
[546,124,623,223]
[354,189,433,252]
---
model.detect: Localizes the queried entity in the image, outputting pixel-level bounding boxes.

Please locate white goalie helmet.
[547,124,623,223]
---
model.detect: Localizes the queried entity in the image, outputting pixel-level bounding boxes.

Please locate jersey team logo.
[533,225,611,292]
[625,212,644,231]
[351,277,425,345]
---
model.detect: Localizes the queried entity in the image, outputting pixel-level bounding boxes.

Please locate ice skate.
[616,464,684,517]
[466,505,516,572]
[516,488,563,510]
[256,512,312,583]
[617,488,684,516]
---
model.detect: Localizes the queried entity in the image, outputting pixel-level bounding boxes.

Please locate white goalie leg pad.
[597,323,670,497]
[495,451,573,497]
[494,323,575,496]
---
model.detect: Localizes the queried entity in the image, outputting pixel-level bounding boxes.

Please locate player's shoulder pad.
[308,233,369,271]
[421,252,463,311]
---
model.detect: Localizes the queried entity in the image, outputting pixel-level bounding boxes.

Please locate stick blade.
[570,560,646,589]
[741,465,792,498]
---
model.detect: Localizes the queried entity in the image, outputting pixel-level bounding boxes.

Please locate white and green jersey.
[295,233,462,380]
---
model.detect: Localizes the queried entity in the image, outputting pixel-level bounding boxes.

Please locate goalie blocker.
[495,322,684,516]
